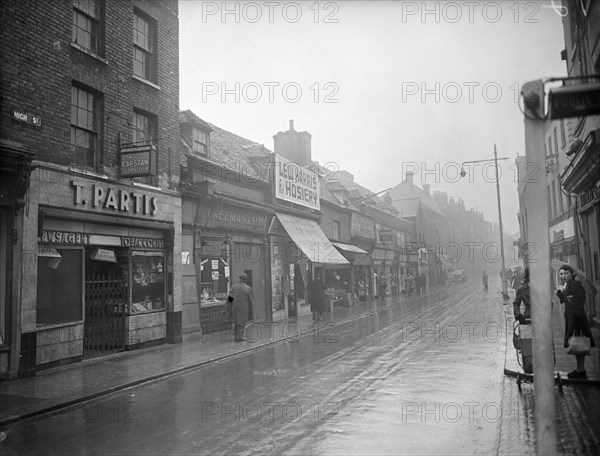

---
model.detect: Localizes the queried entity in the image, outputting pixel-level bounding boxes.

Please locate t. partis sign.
[71,181,158,216]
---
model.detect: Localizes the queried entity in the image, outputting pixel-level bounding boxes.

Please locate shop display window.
[131,251,166,313]
[37,247,84,324]
[199,240,230,306]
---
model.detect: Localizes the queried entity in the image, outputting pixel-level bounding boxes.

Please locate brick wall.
[0,0,180,188]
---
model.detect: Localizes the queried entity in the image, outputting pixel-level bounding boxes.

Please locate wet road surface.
[2,284,508,455]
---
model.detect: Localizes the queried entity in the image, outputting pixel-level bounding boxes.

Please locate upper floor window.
[133,11,156,82]
[71,85,99,168]
[333,220,341,241]
[560,120,566,147]
[72,0,100,54]
[193,128,208,155]
[132,110,156,145]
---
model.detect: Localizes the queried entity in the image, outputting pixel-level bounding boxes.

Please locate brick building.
[0,0,181,379]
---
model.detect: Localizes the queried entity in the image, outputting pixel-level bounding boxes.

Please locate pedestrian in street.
[406,273,414,296]
[556,264,596,379]
[228,273,253,342]
[421,273,426,293]
[482,271,488,290]
[378,275,387,300]
[512,268,530,323]
[307,274,326,321]
[512,268,523,292]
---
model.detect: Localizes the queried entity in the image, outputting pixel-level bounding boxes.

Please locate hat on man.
[239,273,248,281]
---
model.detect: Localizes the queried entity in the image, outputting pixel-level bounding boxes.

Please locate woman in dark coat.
[556,264,596,379]
[307,275,326,321]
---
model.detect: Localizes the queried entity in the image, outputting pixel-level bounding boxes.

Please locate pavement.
[1,281,599,454]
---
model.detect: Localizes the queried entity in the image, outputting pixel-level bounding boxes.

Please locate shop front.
[372,248,395,297]
[271,213,349,317]
[0,139,35,380]
[561,129,600,326]
[21,167,180,375]
[332,241,370,303]
[181,198,271,334]
[350,212,376,301]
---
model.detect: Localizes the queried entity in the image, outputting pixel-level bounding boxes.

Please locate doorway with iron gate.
[83,247,128,358]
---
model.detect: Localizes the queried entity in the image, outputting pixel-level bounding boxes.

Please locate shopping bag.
[567,335,591,355]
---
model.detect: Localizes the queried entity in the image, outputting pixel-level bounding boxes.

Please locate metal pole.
[523,78,556,455]
[494,144,509,300]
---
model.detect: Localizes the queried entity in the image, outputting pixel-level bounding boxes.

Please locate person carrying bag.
[556,264,595,379]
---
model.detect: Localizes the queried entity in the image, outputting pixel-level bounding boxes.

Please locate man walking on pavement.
[228,273,253,342]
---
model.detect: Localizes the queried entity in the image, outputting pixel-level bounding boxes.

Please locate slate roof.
[388,181,446,218]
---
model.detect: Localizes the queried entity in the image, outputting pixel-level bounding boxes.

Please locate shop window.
[37,248,83,324]
[199,239,230,305]
[131,251,166,313]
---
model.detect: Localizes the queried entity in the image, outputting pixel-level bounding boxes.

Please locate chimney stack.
[405,171,414,185]
[423,184,430,195]
[273,120,311,166]
[384,191,392,205]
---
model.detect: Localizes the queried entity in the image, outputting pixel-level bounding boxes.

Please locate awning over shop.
[332,242,368,255]
[332,241,370,265]
[276,213,349,265]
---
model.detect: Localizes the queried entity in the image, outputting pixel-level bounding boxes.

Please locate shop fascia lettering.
[41,230,164,248]
[207,208,267,227]
[71,181,158,216]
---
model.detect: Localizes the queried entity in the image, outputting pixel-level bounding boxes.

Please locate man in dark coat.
[512,268,530,323]
[228,273,253,342]
[307,274,326,321]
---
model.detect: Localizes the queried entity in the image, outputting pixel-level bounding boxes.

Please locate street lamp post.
[460,145,511,300]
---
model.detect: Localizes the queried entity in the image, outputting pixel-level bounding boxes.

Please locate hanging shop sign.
[71,181,158,216]
[275,154,320,210]
[548,83,600,120]
[120,144,157,177]
[579,179,600,210]
[379,229,393,242]
[89,248,117,263]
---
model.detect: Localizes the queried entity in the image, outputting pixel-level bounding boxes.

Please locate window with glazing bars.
[133,11,156,82]
[193,128,208,155]
[132,110,156,145]
[71,85,98,168]
[72,0,100,53]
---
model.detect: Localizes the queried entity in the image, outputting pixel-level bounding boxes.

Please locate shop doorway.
[83,247,127,358]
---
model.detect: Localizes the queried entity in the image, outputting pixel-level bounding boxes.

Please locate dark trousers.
[234,324,244,341]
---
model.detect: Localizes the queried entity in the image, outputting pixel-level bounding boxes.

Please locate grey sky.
[179,1,567,234]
